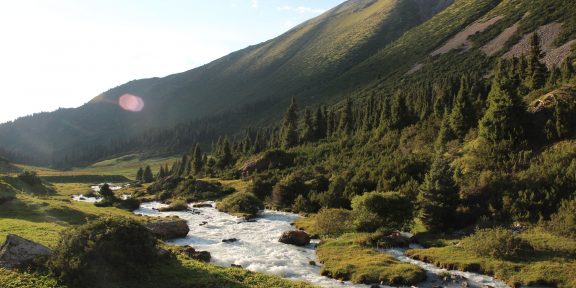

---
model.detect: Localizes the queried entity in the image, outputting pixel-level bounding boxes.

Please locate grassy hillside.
[0,0,452,167]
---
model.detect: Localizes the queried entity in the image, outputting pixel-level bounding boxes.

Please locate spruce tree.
[524,33,547,90]
[301,109,315,143]
[560,58,574,82]
[192,144,203,175]
[390,92,408,129]
[143,166,154,183]
[479,60,526,147]
[281,97,299,149]
[136,167,144,182]
[178,154,189,176]
[435,111,454,152]
[313,106,327,140]
[449,77,475,139]
[339,98,353,135]
[217,137,233,169]
[418,153,459,231]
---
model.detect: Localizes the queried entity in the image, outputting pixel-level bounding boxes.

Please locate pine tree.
[418,153,459,231]
[546,67,560,88]
[524,33,548,90]
[281,97,299,149]
[435,111,454,152]
[479,60,526,147]
[217,137,233,169]
[192,144,203,175]
[339,98,353,135]
[390,91,408,129]
[555,102,570,139]
[449,77,475,139]
[136,167,144,182]
[99,183,115,200]
[143,166,154,183]
[313,106,327,140]
[301,109,315,143]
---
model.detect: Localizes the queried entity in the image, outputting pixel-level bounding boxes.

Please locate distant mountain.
[2,0,576,167]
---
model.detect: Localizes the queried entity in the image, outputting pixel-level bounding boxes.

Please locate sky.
[0,0,345,124]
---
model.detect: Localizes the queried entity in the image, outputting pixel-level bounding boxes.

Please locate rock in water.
[0,234,52,268]
[278,230,310,246]
[182,247,211,263]
[144,219,190,240]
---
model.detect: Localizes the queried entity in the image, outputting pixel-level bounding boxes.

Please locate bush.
[351,191,413,232]
[48,217,160,286]
[17,171,42,185]
[114,198,141,211]
[462,228,533,259]
[291,195,315,213]
[313,208,353,237]
[249,174,277,200]
[272,173,308,208]
[546,198,576,239]
[216,192,264,217]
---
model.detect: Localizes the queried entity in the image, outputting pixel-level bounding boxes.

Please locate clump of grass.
[216,192,263,217]
[462,228,533,260]
[159,199,189,212]
[317,234,425,286]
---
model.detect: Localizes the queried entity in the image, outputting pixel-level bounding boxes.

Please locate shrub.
[114,198,141,211]
[462,228,533,259]
[48,217,160,286]
[313,208,353,237]
[351,191,413,232]
[216,192,264,217]
[292,195,315,213]
[272,173,308,208]
[17,171,42,185]
[249,174,277,200]
[546,198,576,239]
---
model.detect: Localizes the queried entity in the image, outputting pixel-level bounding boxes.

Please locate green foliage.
[351,191,413,233]
[462,228,533,260]
[216,192,264,217]
[143,166,154,183]
[17,171,42,186]
[313,208,354,237]
[272,173,307,209]
[317,234,425,285]
[546,198,576,239]
[48,217,160,287]
[418,153,459,231]
[291,194,314,213]
[159,199,189,212]
[281,97,299,149]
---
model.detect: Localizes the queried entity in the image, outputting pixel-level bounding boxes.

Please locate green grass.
[316,234,425,286]
[406,228,576,288]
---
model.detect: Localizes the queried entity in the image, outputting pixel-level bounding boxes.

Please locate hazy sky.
[0,0,344,124]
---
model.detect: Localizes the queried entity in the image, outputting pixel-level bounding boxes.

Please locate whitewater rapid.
[133,201,513,288]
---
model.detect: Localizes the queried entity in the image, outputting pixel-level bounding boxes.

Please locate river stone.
[144,219,190,240]
[0,234,52,268]
[182,247,211,263]
[192,203,213,208]
[278,230,310,246]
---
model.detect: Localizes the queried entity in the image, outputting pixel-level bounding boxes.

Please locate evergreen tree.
[281,97,299,149]
[560,58,574,82]
[418,153,459,231]
[524,33,547,90]
[555,102,570,139]
[99,183,115,200]
[390,91,408,129]
[301,109,315,143]
[546,67,560,88]
[449,77,475,139]
[479,60,526,147]
[192,144,203,175]
[143,166,154,183]
[135,167,144,182]
[339,98,353,135]
[313,106,327,140]
[217,137,233,169]
[178,154,189,176]
[435,111,454,152]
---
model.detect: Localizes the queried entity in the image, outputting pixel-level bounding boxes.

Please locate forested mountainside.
[0,0,452,166]
[1,0,576,169]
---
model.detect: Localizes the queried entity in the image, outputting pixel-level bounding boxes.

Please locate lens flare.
[118,94,145,112]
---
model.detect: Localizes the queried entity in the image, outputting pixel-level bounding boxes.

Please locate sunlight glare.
[118,94,145,112]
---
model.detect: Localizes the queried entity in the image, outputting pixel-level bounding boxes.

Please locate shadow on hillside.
[0,199,91,226]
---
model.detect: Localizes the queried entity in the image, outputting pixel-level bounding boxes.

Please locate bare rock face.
[144,219,190,240]
[0,234,52,268]
[278,230,310,247]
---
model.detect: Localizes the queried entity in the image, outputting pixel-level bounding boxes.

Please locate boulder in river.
[278,230,310,246]
[222,238,238,243]
[144,219,190,240]
[0,234,52,268]
[182,247,211,263]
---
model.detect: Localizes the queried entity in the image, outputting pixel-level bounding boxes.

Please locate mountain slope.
[0,0,453,166]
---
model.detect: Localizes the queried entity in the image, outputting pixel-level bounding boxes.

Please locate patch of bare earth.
[406,63,424,75]
[431,16,503,56]
[503,22,575,67]
[481,22,519,56]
